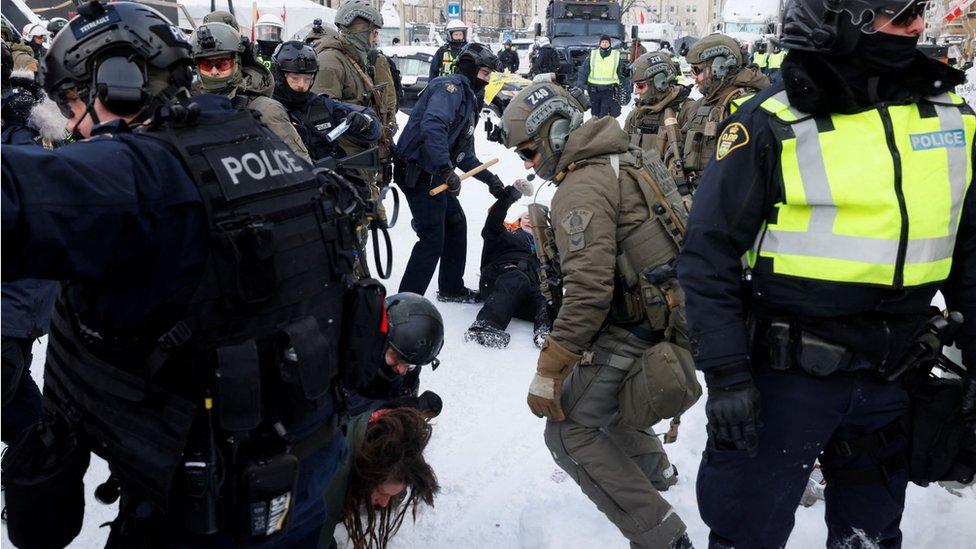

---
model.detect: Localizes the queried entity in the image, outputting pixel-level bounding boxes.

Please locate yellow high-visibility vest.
[767,50,786,69]
[748,89,975,288]
[588,49,620,86]
[439,50,455,76]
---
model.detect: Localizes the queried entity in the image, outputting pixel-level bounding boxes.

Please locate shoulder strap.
[620,158,687,249]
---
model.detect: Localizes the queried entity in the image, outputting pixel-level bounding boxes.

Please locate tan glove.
[527,337,582,421]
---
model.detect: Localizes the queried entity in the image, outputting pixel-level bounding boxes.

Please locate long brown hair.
[342,407,439,548]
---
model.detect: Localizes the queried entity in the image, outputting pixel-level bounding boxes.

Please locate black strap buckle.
[158,321,192,351]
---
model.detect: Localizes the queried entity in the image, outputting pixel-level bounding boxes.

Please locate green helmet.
[335,0,383,29]
[190,22,245,59]
[501,82,587,181]
[631,52,677,96]
[686,33,742,76]
[202,10,240,33]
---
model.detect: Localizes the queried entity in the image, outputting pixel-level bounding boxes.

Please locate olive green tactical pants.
[544,326,686,548]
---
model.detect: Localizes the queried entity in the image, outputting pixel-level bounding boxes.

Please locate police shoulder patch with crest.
[561,208,593,252]
[445,83,457,93]
[715,122,749,160]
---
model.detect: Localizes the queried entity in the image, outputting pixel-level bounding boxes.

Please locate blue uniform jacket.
[1,123,60,339]
[1,98,222,339]
[394,74,494,184]
[676,82,976,373]
[283,92,382,145]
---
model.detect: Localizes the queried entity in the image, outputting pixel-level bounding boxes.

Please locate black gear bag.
[340,278,388,391]
[906,372,976,486]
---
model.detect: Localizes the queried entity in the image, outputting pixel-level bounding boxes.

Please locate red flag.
[946,0,975,22]
[251,1,259,42]
[281,2,287,23]
[640,11,645,24]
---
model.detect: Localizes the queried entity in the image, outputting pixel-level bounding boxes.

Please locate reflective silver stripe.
[762,230,898,264]
[934,103,969,235]
[764,90,807,121]
[793,117,836,233]
[906,234,958,264]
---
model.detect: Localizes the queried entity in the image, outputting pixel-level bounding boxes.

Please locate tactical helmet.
[23,23,49,40]
[255,13,284,43]
[335,0,384,29]
[631,52,677,93]
[755,39,768,54]
[1,18,16,43]
[779,0,921,55]
[47,17,69,37]
[536,36,550,48]
[42,1,193,117]
[687,33,742,77]
[190,22,246,59]
[445,19,467,44]
[274,41,318,74]
[386,293,444,366]
[501,82,587,181]
[455,42,501,71]
[202,10,240,33]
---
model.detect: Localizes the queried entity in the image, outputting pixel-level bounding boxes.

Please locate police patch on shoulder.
[561,209,593,236]
[445,83,457,93]
[715,122,749,160]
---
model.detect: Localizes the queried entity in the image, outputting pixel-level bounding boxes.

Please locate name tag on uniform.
[910,129,966,151]
[203,140,308,201]
[314,122,333,132]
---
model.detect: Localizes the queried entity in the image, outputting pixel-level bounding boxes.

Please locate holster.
[761,320,866,376]
[394,159,423,190]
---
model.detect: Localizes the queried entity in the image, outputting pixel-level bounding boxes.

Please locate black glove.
[704,363,761,457]
[437,168,461,194]
[505,185,522,201]
[345,110,373,134]
[484,173,505,199]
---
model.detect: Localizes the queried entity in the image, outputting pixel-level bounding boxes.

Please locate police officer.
[395,43,504,302]
[623,51,692,181]
[500,82,696,549]
[1,2,366,546]
[311,0,398,215]
[349,292,445,416]
[271,40,380,163]
[1,20,38,73]
[677,33,769,182]
[678,1,976,546]
[498,39,519,73]
[190,21,310,160]
[752,39,769,72]
[576,35,626,118]
[429,19,468,79]
[254,13,285,67]
[529,36,561,78]
[765,42,787,79]
[46,17,68,39]
[0,44,59,444]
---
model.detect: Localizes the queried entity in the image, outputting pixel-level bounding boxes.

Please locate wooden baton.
[428,157,500,196]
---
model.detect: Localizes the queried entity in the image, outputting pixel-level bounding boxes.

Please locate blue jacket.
[394,74,493,184]
[1,99,218,339]
[1,122,60,339]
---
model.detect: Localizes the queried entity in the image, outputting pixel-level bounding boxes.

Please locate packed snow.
[3,106,975,549]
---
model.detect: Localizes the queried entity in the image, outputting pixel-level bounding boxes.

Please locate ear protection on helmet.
[548,109,583,154]
[93,55,149,116]
[701,44,739,79]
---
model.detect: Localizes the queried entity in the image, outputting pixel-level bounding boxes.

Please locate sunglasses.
[197,56,235,73]
[891,1,927,26]
[690,64,705,76]
[516,145,537,162]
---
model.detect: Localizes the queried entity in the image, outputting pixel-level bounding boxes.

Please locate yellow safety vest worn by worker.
[588,49,620,86]
[767,50,785,70]
[754,52,770,70]
[749,89,975,288]
[439,49,455,76]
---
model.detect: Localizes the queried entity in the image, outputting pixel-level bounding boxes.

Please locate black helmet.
[273,40,318,74]
[779,0,920,55]
[385,293,444,366]
[455,42,501,71]
[42,1,193,116]
[47,17,69,37]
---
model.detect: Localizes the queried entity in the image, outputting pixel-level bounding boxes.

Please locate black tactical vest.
[43,108,362,511]
[288,96,338,162]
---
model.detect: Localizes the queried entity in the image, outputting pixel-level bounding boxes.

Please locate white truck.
[718,0,782,46]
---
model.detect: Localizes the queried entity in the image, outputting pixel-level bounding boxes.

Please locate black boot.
[464,320,511,348]
[669,532,694,549]
[436,287,482,304]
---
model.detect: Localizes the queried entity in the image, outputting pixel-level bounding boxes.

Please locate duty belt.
[760,320,877,377]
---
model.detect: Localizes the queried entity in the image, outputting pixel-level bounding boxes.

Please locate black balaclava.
[855,30,918,73]
[273,71,312,108]
[456,58,487,93]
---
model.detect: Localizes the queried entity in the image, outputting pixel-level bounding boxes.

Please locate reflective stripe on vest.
[749,89,975,287]
[588,49,620,86]
[439,50,455,76]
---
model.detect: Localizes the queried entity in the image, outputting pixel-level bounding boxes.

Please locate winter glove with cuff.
[513,178,534,197]
[704,361,761,457]
[344,110,374,134]
[437,167,462,194]
[528,337,581,421]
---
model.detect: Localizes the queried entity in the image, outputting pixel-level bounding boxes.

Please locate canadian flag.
[946,0,975,22]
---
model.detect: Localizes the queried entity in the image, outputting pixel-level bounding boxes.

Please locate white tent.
[177,0,336,39]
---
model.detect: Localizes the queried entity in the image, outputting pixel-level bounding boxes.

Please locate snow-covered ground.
[4,106,976,549]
